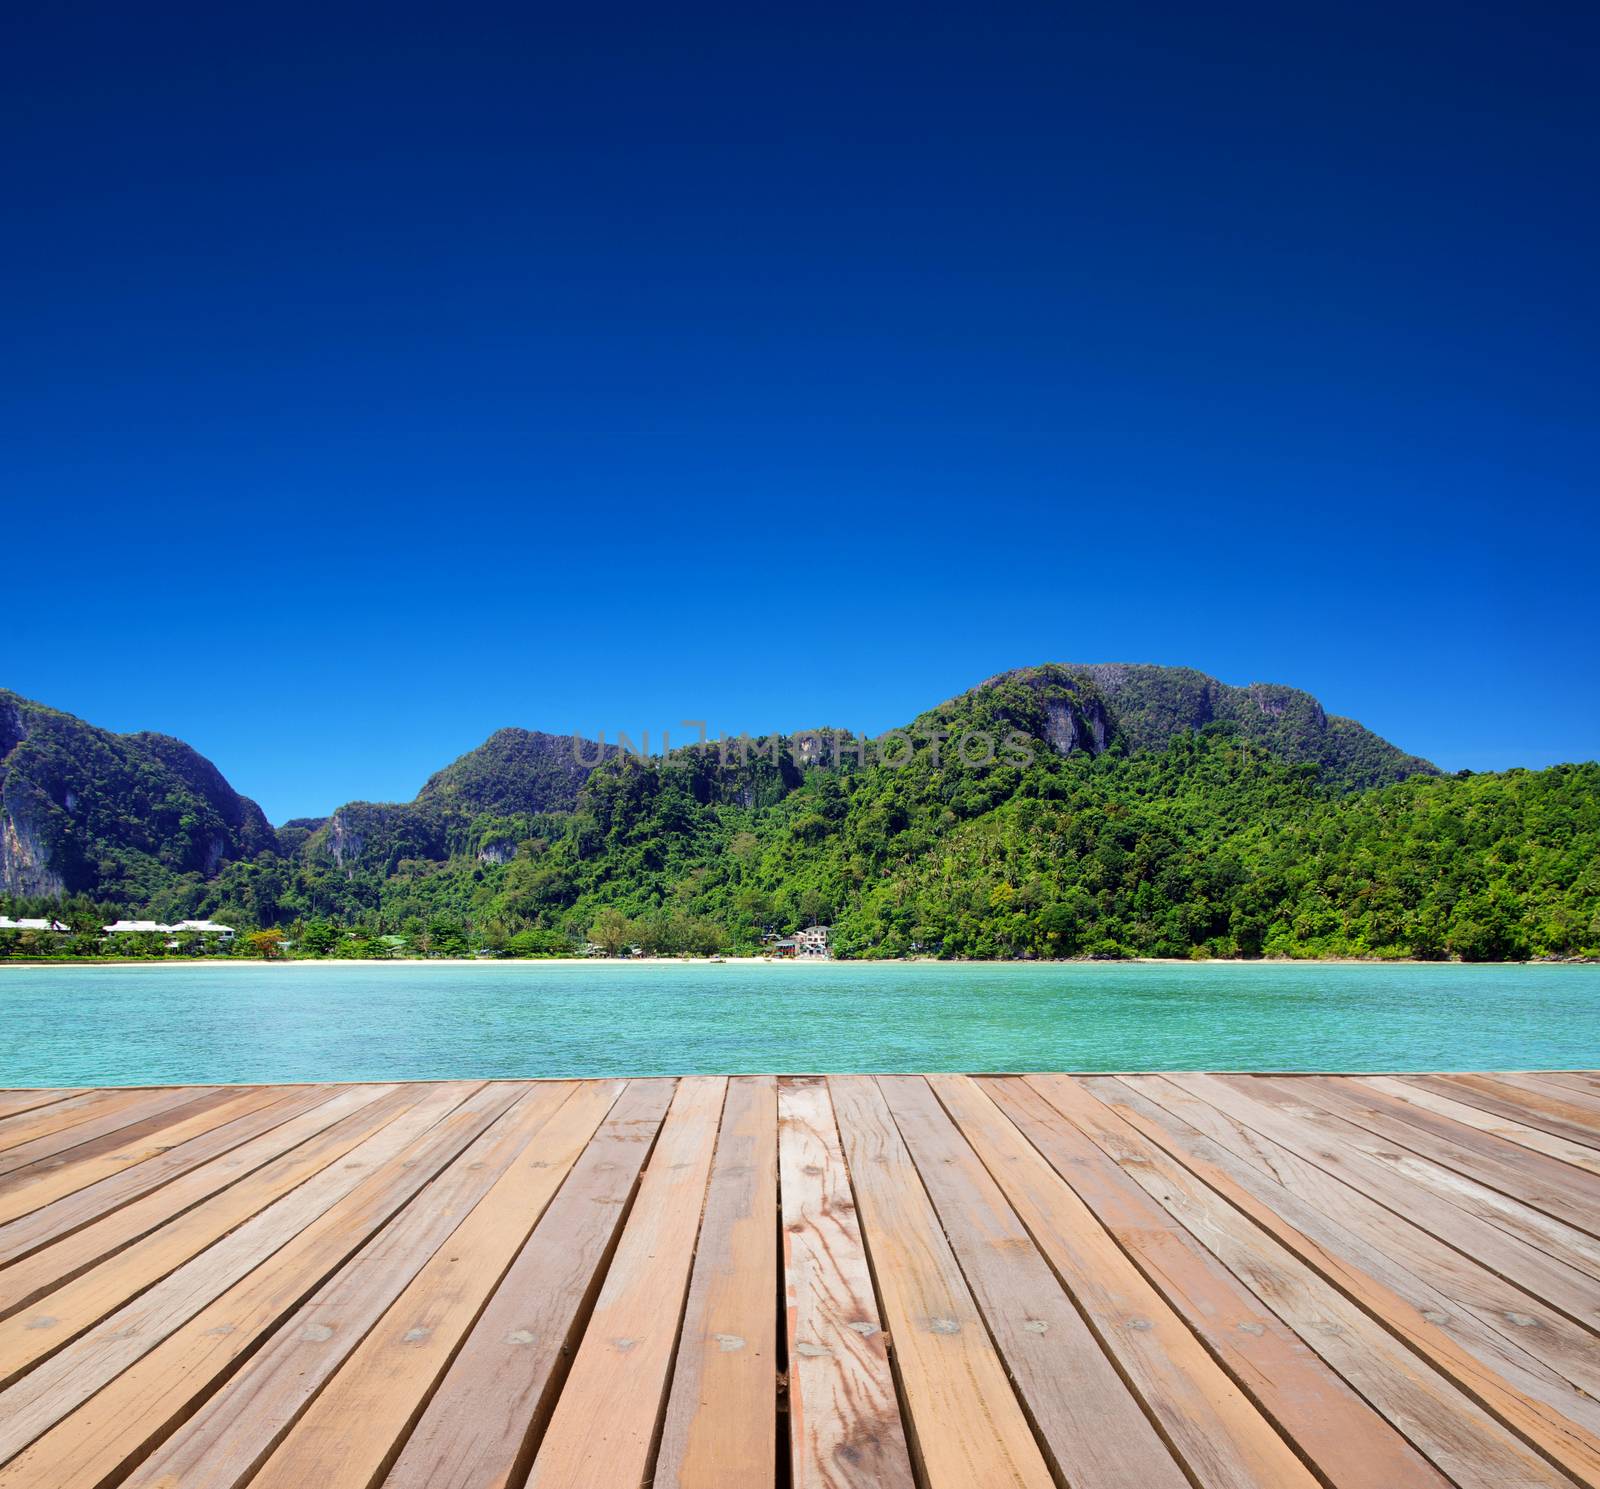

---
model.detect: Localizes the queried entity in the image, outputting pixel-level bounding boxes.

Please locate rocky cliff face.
[953,665,1117,761]
[1025,663,1437,788]
[0,689,278,900]
[0,794,65,898]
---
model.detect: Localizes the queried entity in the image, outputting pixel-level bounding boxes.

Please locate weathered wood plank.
[0,1072,1594,1489]
[1029,1075,1570,1489]
[1177,1075,1600,1329]
[0,1092,88,1126]
[777,1077,913,1489]
[1491,1073,1600,1120]
[1106,1075,1600,1414]
[1424,1075,1600,1152]
[0,1086,421,1378]
[0,1081,501,1473]
[0,1091,149,1156]
[883,1076,1187,1489]
[1286,1074,1600,1253]
[946,1075,1325,1489]
[1527,1072,1600,1100]
[0,1085,404,1317]
[1241,1075,1600,1286]
[130,1082,614,1489]
[1101,1077,1600,1486]
[829,1074,1055,1489]
[384,1078,675,1489]
[1371,1078,1600,1178]
[523,1076,726,1489]
[656,1075,779,1489]
[0,1088,219,1177]
[978,1073,1413,1489]
[0,1086,305,1226]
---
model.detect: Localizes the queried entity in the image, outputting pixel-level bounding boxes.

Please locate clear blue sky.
[5,2,1596,823]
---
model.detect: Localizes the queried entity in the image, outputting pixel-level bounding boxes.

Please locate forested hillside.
[4,667,1595,961]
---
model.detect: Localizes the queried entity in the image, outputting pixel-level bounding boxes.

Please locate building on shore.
[769,925,831,959]
[0,917,70,932]
[101,919,235,944]
[794,924,832,958]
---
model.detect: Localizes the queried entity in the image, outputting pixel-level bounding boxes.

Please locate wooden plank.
[828,1074,1055,1489]
[0,1086,417,1373]
[1028,1075,1571,1489]
[0,1092,87,1126]
[776,1077,913,1489]
[1106,1076,1600,1415]
[1493,1073,1600,1120]
[0,1085,403,1318]
[978,1073,1422,1489]
[0,1088,216,1175]
[1249,1076,1600,1287]
[0,1086,339,1267]
[385,1078,675,1489]
[129,1081,615,1489]
[0,1080,501,1470]
[0,1086,300,1226]
[1100,1078,1600,1487]
[1292,1077,1600,1245]
[1370,1077,1600,1178]
[655,1076,779,1489]
[524,1076,726,1489]
[1424,1075,1600,1152]
[0,1091,150,1156]
[1176,1075,1600,1329]
[882,1076,1187,1489]
[1528,1072,1600,1100]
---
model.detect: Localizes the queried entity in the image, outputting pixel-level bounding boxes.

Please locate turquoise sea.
[2,961,1597,1085]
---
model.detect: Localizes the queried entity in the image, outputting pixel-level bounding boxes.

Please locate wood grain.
[656,1075,779,1489]
[778,1077,913,1489]
[523,1076,726,1489]
[130,1082,613,1489]
[1100,1076,1600,1486]
[884,1075,1187,1489]
[384,1078,675,1489]
[946,1075,1319,1489]
[829,1074,1055,1489]
[0,1072,1595,1489]
[1028,1075,1567,1489]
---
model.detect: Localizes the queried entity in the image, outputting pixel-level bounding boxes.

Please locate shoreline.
[1,955,1591,969]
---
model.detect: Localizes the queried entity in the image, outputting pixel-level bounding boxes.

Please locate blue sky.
[4,1,1597,823]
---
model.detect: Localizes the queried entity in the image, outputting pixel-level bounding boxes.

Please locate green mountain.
[4,668,1595,962]
[976,664,1436,787]
[300,728,615,876]
[0,690,276,902]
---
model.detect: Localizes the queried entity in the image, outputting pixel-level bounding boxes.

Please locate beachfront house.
[0,917,70,932]
[173,920,236,942]
[795,924,832,958]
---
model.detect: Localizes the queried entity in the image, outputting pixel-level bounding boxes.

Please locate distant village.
[584,925,833,960]
[0,917,237,945]
[1,916,832,960]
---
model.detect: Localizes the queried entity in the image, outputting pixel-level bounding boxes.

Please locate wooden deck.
[0,1074,1597,1488]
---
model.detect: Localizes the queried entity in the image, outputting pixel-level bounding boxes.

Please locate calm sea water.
[2,961,1597,1085]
